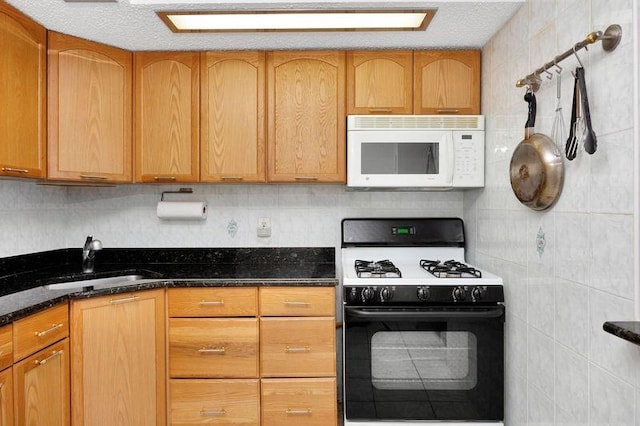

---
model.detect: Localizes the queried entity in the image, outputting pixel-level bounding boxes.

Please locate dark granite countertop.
[0,247,337,326]
[603,321,640,346]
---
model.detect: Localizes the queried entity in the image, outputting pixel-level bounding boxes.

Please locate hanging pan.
[509,91,564,211]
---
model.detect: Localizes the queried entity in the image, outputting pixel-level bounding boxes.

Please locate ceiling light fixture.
[157,9,436,33]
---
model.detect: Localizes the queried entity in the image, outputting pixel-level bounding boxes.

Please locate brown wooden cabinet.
[134,52,200,183]
[0,2,46,179]
[201,51,266,183]
[414,50,480,115]
[346,50,413,114]
[48,31,133,183]
[267,51,346,183]
[0,367,13,426]
[261,378,337,426]
[70,289,166,426]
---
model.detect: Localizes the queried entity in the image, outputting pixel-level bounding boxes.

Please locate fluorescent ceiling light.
[157,9,436,32]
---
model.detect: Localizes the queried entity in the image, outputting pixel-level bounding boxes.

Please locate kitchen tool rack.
[515,24,622,92]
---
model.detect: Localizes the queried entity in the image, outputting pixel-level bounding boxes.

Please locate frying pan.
[509,91,564,211]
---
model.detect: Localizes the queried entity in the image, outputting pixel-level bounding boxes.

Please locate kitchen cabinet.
[346,50,413,114]
[201,51,266,183]
[261,378,337,426]
[0,2,46,179]
[134,52,200,183]
[0,367,13,426]
[70,289,166,426]
[48,31,133,183]
[267,51,346,183]
[414,50,481,115]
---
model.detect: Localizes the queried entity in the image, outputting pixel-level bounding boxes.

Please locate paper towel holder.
[160,187,193,201]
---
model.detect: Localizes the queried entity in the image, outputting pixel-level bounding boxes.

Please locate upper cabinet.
[346,50,413,115]
[267,51,346,183]
[134,52,199,183]
[0,2,46,179]
[48,31,133,183]
[414,50,480,115]
[201,51,266,183]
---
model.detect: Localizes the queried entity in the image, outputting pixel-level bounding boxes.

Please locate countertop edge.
[603,321,640,346]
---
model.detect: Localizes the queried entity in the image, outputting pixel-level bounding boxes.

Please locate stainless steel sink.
[44,274,146,291]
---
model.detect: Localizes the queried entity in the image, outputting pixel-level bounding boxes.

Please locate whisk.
[551,68,565,151]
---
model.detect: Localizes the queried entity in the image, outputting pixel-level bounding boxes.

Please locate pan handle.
[524,91,537,130]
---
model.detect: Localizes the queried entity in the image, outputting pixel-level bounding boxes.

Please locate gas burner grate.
[355,259,402,278]
[420,259,482,278]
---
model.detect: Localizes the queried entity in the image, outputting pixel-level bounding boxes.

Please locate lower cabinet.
[14,338,70,426]
[70,289,166,426]
[0,367,13,426]
[261,378,337,426]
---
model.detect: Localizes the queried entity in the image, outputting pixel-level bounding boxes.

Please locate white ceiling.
[5,0,524,51]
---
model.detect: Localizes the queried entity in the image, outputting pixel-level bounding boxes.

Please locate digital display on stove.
[391,226,415,235]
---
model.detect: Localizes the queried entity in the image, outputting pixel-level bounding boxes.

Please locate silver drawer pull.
[368,108,392,113]
[79,174,108,180]
[286,408,312,415]
[200,409,226,416]
[110,296,138,304]
[34,350,63,366]
[221,176,244,181]
[436,109,461,114]
[283,300,310,306]
[153,176,176,181]
[1,167,29,174]
[35,323,63,337]
[294,176,318,181]
[198,347,226,354]
[199,300,224,305]
[285,346,310,353]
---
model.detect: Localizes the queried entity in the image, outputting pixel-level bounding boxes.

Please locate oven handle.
[344,305,505,321]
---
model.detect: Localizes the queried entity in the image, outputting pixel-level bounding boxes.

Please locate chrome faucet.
[82,235,102,273]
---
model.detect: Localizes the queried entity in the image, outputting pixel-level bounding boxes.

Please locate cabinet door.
[135,52,199,183]
[0,367,13,426]
[346,50,413,114]
[0,2,46,179]
[261,378,336,426]
[267,51,346,183]
[201,51,266,183]
[48,31,133,183]
[414,50,480,115]
[70,289,166,426]
[14,339,70,426]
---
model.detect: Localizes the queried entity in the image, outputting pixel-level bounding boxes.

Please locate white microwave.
[347,115,485,190]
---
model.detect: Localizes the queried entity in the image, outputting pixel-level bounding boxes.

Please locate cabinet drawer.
[260,317,335,377]
[169,318,258,378]
[259,287,334,316]
[261,378,336,426]
[13,303,68,362]
[168,287,258,317]
[0,325,12,371]
[170,379,259,425]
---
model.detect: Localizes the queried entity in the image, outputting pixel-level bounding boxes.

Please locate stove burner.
[420,259,482,278]
[355,259,402,278]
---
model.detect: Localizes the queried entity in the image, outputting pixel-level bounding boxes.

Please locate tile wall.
[463,0,640,424]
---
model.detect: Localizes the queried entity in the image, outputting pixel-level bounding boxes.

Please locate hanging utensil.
[551,66,565,150]
[576,67,597,154]
[565,68,585,161]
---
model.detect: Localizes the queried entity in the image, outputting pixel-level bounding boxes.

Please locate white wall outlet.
[257,217,271,238]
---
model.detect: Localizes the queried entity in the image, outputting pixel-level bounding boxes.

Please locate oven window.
[371,331,477,391]
[361,143,439,174]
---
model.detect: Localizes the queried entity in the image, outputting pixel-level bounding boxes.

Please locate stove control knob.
[417,286,431,302]
[452,286,466,302]
[379,287,393,302]
[361,287,375,304]
[346,288,358,304]
[471,286,485,301]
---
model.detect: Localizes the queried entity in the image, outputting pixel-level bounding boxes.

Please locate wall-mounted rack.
[516,24,622,92]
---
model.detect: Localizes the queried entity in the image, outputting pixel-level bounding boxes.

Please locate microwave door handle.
[447,133,455,185]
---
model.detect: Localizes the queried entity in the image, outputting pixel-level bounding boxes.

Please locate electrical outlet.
[257,217,271,238]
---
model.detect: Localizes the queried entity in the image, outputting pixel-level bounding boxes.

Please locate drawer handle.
[198,347,226,354]
[35,323,63,337]
[285,346,310,353]
[153,176,176,181]
[286,408,312,415]
[34,350,63,366]
[199,300,225,306]
[368,108,392,113]
[110,296,138,304]
[220,176,244,181]
[294,176,318,181]
[79,175,108,180]
[200,409,226,416]
[1,167,29,174]
[283,300,310,306]
[436,109,461,114]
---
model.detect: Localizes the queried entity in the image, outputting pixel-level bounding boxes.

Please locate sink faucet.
[82,235,102,273]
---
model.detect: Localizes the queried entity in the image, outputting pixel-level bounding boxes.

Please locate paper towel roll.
[157,201,208,220]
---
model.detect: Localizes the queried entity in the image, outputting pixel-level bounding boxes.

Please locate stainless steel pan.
[509,91,564,211]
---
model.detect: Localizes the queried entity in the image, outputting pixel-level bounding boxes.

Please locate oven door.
[343,305,504,422]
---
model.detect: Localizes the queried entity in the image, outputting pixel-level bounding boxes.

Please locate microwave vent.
[348,115,484,130]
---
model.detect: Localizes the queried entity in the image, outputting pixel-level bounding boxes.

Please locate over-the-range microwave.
[347,115,485,190]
